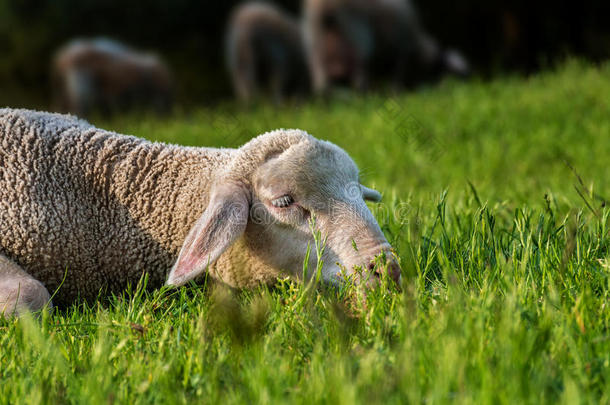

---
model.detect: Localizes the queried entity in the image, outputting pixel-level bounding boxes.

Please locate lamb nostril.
[388,261,402,284]
[368,257,401,284]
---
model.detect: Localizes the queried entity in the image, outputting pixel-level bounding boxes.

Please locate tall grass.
[1,60,609,404]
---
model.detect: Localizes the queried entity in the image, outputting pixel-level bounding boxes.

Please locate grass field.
[1,60,609,404]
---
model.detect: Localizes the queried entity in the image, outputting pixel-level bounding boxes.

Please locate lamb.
[0,108,400,316]
[225,2,310,103]
[51,38,173,117]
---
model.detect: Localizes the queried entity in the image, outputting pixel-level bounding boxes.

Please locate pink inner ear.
[168,219,208,282]
[172,248,203,279]
[166,183,250,286]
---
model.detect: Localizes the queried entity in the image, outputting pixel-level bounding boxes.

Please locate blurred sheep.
[52,38,173,116]
[226,2,310,103]
[303,0,470,93]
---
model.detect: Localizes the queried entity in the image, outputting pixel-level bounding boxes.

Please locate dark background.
[2,0,610,108]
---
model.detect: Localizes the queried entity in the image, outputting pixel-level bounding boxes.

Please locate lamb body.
[0,109,399,314]
[1,109,267,306]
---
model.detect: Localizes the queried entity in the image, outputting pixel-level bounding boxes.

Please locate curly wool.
[0,108,309,305]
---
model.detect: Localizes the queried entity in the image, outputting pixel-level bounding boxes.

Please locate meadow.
[1,60,609,404]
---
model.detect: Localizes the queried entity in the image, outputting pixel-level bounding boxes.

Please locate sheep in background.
[303,0,373,92]
[303,0,470,93]
[51,38,173,117]
[0,109,400,316]
[226,2,310,103]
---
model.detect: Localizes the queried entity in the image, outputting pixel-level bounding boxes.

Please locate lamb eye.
[271,195,294,208]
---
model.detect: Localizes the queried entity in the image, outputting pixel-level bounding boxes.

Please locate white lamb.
[0,108,400,316]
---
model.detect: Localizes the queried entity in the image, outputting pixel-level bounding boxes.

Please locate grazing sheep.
[303,0,469,92]
[303,0,373,92]
[52,38,173,117]
[226,2,310,103]
[0,108,400,316]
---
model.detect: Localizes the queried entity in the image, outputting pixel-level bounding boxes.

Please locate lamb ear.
[166,182,250,286]
[361,185,382,202]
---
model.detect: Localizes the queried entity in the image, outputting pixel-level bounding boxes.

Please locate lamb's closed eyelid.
[271,195,294,208]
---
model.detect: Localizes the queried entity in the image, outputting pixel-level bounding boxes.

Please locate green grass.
[1,60,610,404]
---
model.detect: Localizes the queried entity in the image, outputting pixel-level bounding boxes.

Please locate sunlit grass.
[1,60,609,404]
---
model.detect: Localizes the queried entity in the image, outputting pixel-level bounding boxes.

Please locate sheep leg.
[270,66,287,105]
[351,61,369,92]
[0,255,52,317]
[66,68,94,117]
[231,45,257,103]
